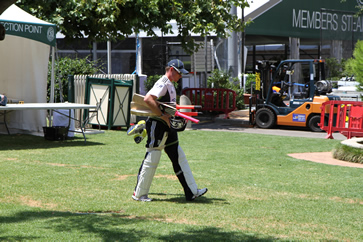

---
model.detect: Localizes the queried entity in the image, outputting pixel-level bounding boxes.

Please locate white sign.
[292,9,363,33]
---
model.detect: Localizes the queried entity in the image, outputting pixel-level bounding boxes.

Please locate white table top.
[0,102,97,110]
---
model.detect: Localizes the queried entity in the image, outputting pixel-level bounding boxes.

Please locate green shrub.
[207,69,231,88]
[325,57,345,80]
[333,143,363,164]
[207,69,244,109]
[144,75,162,92]
[245,74,256,94]
[48,56,104,102]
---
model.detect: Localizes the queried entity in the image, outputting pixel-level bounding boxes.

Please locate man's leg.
[133,148,161,198]
[133,119,168,201]
[165,143,198,201]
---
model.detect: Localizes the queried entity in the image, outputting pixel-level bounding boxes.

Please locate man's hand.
[160,113,171,126]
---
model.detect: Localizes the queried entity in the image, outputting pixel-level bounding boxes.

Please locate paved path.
[288,152,363,168]
[191,117,347,140]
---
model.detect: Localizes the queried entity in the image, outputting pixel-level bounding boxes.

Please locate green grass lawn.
[0,129,361,241]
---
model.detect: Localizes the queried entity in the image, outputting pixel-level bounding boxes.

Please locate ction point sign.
[0,20,56,46]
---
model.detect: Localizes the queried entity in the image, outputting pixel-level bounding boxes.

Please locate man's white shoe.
[132,193,152,202]
[192,188,208,200]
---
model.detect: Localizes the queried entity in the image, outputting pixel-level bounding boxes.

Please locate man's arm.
[144,94,171,125]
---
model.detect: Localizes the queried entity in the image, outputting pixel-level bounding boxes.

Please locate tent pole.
[107,40,111,74]
[51,46,55,103]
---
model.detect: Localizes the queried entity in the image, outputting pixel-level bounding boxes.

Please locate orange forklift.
[250,59,340,132]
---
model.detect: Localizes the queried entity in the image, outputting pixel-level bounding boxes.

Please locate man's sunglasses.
[173,66,182,75]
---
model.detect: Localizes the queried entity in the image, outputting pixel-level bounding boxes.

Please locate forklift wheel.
[255,108,276,129]
[308,115,323,132]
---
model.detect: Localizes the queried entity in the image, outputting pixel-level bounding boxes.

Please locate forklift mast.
[254,60,277,102]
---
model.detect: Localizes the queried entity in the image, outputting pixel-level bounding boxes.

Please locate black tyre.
[255,108,276,129]
[308,115,322,132]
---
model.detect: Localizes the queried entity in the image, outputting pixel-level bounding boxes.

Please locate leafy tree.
[346,40,363,93]
[16,0,249,53]
[343,58,355,78]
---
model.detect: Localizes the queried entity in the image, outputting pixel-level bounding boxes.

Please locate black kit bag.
[0,94,7,106]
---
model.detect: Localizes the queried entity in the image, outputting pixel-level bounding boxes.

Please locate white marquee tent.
[0,4,56,134]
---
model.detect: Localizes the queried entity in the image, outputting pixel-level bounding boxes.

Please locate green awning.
[0,20,56,46]
[0,5,56,46]
[245,0,362,41]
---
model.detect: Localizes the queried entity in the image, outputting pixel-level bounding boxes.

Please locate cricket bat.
[132,94,200,124]
[130,101,154,117]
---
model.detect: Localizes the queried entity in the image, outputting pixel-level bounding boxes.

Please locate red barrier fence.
[320,100,363,139]
[182,88,237,118]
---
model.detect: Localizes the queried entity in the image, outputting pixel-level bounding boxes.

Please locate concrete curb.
[341,138,363,149]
